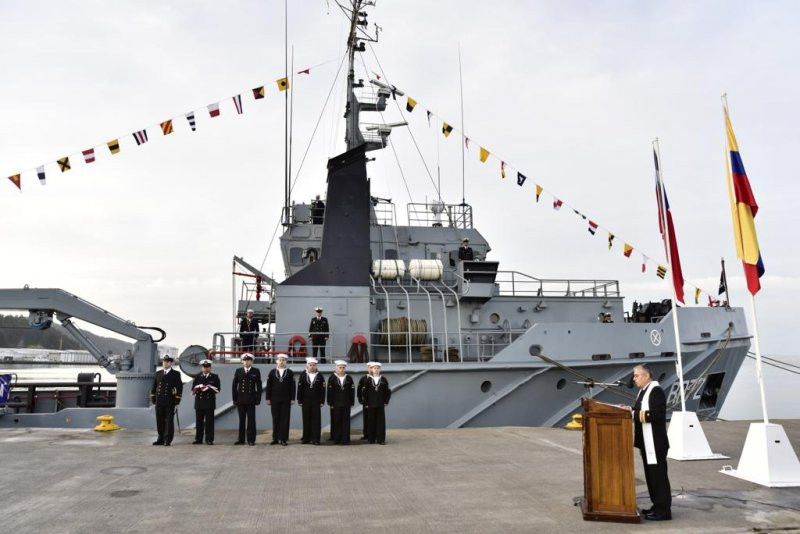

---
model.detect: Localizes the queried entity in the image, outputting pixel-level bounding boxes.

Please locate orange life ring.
[288,335,307,357]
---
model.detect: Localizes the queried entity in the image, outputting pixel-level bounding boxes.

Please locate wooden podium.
[580,397,640,523]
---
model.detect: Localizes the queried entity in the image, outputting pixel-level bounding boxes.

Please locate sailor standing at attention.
[232,353,262,446]
[356,365,372,441]
[363,362,391,445]
[297,357,325,445]
[266,354,295,446]
[327,360,354,445]
[239,309,260,354]
[631,364,672,521]
[308,307,330,363]
[191,359,220,445]
[150,355,183,446]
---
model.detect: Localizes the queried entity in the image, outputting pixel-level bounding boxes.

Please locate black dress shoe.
[644,511,671,521]
[359,436,368,441]
[152,440,165,446]
[234,441,245,445]
[248,442,255,446]
[640,507,653,515]
[378,441,386,445]
[301,440,310,444]
[312,441,320,445]
[192,440,203,445]
[206,441,213,445]
[281,441,288,446]
[164,442,171,447]
[270,440,279,445]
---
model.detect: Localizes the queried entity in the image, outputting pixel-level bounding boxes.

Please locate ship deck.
[2,420,799,533]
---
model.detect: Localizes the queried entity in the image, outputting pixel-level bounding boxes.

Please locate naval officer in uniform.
[632,364,672,521]
[308,306,330,363]
[192,359,220,445]
[150,355,183,446]
[327,360,354,445]
[232,353,262,445]
[266,353,295,446]
[297,357,325,445]
[363,362,391,445]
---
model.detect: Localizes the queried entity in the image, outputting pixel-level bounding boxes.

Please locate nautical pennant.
[36,166,46,185]
[442,122,453,137]
[694,287,701,305]
[277,77,289,91]
[480,147,490,163]
[186,112,197,131]
[133,130,148,145]
[535,185,542,202]
[82,149,96,163]
[656,264,667,279]
[517,172,526,186]
[57,157,71,172]
[642,255,647,273]
[553,199,563,210]
[500,161,506,178]
[207,103,220,118]
[253,86,265,99]
[718,267,727,295]
[588,221,598,235]
[464,136,470,149]
[608,232,615,250]
[406,97,417,112]
[160,119,174,135]
[107,139,120,154]
[623,243,633,257]
[298,68,311,75]
[8,174,21,190]
[426,111,432,127]
[232,94,243,115]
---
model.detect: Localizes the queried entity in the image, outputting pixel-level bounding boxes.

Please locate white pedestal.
[667,411,728,460]
[720,422,800,487]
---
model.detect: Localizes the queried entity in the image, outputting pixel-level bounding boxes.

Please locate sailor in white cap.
[308,306,330,363]
[192,359,221,445]
[232,353,262,445]
[357,362,376,441]
[458,237,474,261]
[150,354,183,446]
[326,360,354,444]
[239,309,260,353]
[364,361,391,444]
[297,356,325,445]
[266,353,295,446]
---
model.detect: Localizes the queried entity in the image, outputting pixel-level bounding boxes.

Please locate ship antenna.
[283,0,290,222]
[458,41,466,205]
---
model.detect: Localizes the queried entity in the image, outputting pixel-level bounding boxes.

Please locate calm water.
[2,358,798,421]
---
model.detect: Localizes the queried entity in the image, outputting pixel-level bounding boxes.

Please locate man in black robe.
[150,355,183,446]
[326,360,354,445]
[192,359,220,445]
[265,354,295,446]
[232,353,262,445]
[297,357,325,445]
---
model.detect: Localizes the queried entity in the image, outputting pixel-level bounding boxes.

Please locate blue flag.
[0,374,12,405]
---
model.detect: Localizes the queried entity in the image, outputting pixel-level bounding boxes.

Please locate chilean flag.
[654,149,685,304]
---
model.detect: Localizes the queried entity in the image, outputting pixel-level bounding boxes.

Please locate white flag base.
[667,411,728,460]
[720,422,800,487]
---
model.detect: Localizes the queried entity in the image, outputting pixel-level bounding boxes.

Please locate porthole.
[489,313,500,324]
[480,380,492,393]
[556,378,566,390]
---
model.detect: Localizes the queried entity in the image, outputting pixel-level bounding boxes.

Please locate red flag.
[654,149,685,304]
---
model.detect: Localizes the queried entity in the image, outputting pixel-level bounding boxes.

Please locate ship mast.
[344,0,366,150]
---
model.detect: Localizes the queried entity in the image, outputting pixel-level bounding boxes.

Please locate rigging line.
[746,354,800,376]
[257,51,348,275]
[366,42,441,199]
[749,351,800,371]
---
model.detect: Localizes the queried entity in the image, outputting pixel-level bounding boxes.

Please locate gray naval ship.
[0,1,750,431]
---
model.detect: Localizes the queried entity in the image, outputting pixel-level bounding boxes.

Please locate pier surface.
[2,420,799,533]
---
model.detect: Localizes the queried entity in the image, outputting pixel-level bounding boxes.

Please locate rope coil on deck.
[378,318,428,346]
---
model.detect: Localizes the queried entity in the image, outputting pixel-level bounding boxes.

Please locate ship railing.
[211,330,352,364]
[370,200,396,226]
[406,202,473,229]
[368,328,528,363]
[488,271,619,298]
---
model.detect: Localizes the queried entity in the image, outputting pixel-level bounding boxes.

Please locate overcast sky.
[1,1,798,360]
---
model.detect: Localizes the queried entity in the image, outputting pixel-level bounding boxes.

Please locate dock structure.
[1,420,799,533]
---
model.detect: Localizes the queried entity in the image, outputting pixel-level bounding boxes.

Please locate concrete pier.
[1,420,799,533]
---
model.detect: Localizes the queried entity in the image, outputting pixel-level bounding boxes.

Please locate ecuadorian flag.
[725,105,765,295]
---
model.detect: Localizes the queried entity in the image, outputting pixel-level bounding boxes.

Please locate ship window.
[628,352,644,359]
[591,354,611,361]
[384,249,398,259]
[480,380,492,393]
[660,351,675,358]
[556,378,566,390]
[289,247,304,266]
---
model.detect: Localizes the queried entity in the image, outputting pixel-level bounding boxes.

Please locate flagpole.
[721,257,731,307]
[653,138,687,412]
[749,290,770,423]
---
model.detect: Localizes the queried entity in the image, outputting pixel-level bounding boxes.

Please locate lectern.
[580,397,640,523]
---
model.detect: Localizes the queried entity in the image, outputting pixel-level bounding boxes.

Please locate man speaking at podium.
[632,364,671,521]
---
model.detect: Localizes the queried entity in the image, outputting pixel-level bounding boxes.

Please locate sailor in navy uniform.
[297,357,325,445]
[232,353,262,445]
[192,359,220,445]
[356,366,372,441]
[150,355,183,446]
[239,309,260,353]
[326,360,354,445]
[308,307,330,363]
[265,354,295,446]
[458,238,474,261]
[632,364,672,521]
[363,362,391,444]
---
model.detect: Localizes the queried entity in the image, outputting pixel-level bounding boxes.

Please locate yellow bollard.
[564,413,583,430]
[94,415,121,432]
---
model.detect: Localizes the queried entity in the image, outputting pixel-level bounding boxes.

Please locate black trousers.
[301,403,322,443]
[331,406,351,444]
[365,406,386,443]
[237,403,257,443]
[195,408,215,443]
[270,401,291,442]
[155,405,175,443]
[640,449,671,515]
[311,343,326,363]
[361,404,370,437]
[329,407,336,440]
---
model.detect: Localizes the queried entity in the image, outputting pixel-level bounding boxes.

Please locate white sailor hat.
[371,362,382,368]
[241,353,254,360]
[334,360,347,366]
[200,359,212,367]
[366,361,377,367]
[462,238,470,243]
[314,306,323,312]
[276,354,288,360]
[246,308,254,313]
[306,357,318,364]
[161,354,174,362]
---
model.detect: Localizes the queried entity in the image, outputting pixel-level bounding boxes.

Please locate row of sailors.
[150,354,390,447]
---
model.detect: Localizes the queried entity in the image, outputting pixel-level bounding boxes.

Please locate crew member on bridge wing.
[297,357,325,445]
[239,309,260,353]
[308,306,330,363]
[192,359,220,445]
[266,354,295,446]
[632,363,672,521]
[327,360,354,445]
[363,362,391,445]
[150,355,183,446]
[232,353,262,446]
